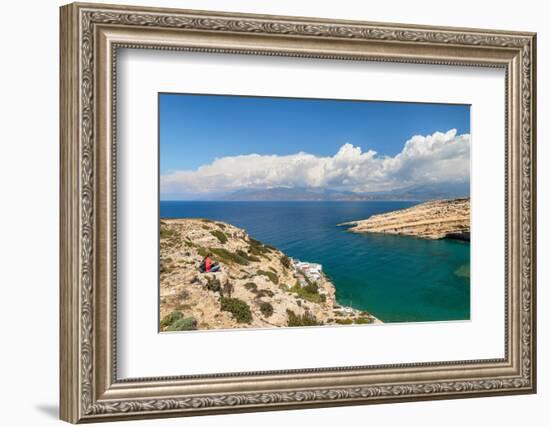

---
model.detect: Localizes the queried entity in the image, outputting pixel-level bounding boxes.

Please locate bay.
[160,201,470,323]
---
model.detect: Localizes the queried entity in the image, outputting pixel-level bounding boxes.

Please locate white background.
[118,49,504,377]
[0,0,546,426]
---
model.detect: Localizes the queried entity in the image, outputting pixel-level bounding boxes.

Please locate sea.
[160,201,470,323]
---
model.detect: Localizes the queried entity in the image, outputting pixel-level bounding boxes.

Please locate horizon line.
[159,198,447,203]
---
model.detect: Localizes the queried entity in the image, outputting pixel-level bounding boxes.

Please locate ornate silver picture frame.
[60,2,536,423]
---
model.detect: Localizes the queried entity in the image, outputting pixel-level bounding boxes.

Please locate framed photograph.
[60,2,537,423]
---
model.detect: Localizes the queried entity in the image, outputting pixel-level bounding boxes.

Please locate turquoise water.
[160,201,470,323]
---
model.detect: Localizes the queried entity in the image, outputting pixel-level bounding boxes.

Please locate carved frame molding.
[60,2,536,423]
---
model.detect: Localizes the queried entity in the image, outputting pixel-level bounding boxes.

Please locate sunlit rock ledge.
[339,198,470,241]
[159,218,381,331]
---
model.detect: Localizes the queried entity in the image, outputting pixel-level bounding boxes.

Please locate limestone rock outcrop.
[340,198,470,240]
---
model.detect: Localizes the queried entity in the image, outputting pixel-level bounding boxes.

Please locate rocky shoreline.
[339,198,470,240]
[160,218,380,331]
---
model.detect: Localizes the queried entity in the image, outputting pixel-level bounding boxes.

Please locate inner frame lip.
[107,42,512,385]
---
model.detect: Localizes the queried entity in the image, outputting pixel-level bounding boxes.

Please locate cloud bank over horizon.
[160,129,470,196]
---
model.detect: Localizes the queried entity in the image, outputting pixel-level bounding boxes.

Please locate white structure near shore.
[291,258,324,286]
[290,257,381,323]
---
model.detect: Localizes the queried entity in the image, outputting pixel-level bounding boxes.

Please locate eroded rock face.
[340,198,470,240]
[159,218,379,331]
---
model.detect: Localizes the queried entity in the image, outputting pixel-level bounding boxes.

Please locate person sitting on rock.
[199,253,220,273]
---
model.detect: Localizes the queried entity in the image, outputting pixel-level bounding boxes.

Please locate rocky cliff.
[160,218,379,331]
[340,198,470,240]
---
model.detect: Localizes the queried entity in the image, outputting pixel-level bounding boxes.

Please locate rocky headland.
[340,198,470,240]
[160,218,380,331]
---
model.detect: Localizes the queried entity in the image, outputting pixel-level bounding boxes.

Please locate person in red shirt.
[200,253,220,273]
[204,254,212,272]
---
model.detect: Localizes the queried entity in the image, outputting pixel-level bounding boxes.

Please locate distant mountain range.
[215,183,470,202]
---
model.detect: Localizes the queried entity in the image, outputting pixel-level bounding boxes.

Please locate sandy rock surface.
[159,218,379,331]
[341,198,470,240]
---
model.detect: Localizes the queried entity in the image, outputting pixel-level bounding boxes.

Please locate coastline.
[290,258,383,324]
[339,197,470,241]
[159,218,381,331]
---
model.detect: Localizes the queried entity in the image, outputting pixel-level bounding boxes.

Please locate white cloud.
[161,129,470,195]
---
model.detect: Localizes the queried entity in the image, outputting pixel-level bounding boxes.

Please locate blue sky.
[159,93,470,174]
[159,93,471,197]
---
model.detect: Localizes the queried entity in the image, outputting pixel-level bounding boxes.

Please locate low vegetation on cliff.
[159,218,379,331]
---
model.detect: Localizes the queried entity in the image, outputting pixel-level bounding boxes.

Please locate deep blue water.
[160,201,470,323]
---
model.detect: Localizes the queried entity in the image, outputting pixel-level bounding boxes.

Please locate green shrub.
[249,237,267,250]
[280,255,291,269]
[257,269,279,284]
[210,248,249,265]
[184,239,197,248]
[210,230,228,244]
[248,238,272,257]
[220,297,253,323]
[335,318,354,325]
[355,317,372,324]
[303,282,319,294]
[197,247,249,265]
[236,249,261,263]
[260,302,274,318]
[244,282,258,292]
[166,316,197,331]
[160,226,182,247]
[216,222,226,229]
[286,309,322,327]
[255,289,275,298]
[205,275,221,292]
[160,226,178,239]
[249,246,267,258]
[290,282,323,303]
[197,247,209,257]
[160,311,183,328]
[160,310,198,332]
